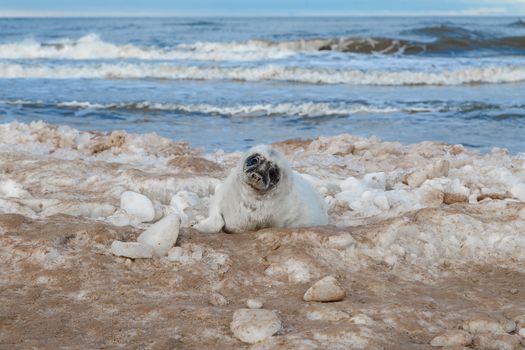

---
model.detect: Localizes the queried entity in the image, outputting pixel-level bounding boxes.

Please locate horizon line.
[0,9,524,18]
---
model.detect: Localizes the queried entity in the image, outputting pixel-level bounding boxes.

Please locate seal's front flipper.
[192,214,224,234]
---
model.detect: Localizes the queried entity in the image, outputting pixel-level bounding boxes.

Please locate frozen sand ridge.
[1,121,525,272]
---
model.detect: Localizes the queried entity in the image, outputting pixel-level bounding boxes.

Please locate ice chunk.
[111,240,153,259]
[0,179,30,199]
[137,214,181,257]
[120,191,155,222]
[168,191,200,227]
[339,177,365,197]
[511,183,525,201]
[405,160,450,188]
[363,172,386,190]
[170,191,200,210]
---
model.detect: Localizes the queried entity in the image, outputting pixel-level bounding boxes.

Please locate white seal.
[193,145,328,234]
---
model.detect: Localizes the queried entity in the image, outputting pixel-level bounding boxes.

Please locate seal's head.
[241,145,288,194]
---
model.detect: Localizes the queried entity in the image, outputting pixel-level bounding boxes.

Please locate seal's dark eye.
[245,154,259,167]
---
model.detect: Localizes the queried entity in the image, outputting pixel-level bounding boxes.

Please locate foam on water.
[2,29,525,61]
[0,34,297,61]
[2,61,525,85]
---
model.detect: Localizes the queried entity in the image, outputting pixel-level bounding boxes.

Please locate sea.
[0,17,524,153]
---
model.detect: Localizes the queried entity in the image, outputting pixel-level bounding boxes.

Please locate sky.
[1,0,525,17]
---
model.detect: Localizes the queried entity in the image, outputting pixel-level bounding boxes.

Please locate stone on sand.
[137,214,180,257]
[430,330,472,347]
[208,292,229,306]
[230,309,281,344]
[462,315,515,334]
[472,333,521,350]
[246,299,263,309]
[111,240,153,259]
[303,275,346,302]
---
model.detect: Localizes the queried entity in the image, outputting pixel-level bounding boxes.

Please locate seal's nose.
[250,172,262,182]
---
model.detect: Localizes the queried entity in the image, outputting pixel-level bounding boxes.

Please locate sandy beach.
[1,121,525,348]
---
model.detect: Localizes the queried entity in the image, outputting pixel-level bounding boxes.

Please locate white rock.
[246,299,263,309]
[350,314,375,325]
[519,328,525,339]
[473,333,521,350]
[303,276,346,302]
[137,214,181,257]
[430,330,472,347]
[230,309,281,344]
[120,191,155,222]
[463,316,516,334]
[111,240,153,259]
[515,315,525,329]
[306,307,350,321]
[167,244,204,264]
[208,292,229,306]
[325,233,355,249]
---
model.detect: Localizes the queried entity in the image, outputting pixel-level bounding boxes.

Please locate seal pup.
[193,144,328,234]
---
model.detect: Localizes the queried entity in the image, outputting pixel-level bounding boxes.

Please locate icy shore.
[1,121,525,348]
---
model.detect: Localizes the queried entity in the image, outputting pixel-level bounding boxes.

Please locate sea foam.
[1,62,525,85]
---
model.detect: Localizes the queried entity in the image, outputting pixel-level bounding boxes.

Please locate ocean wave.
[1,62,525,86]
[0,100,506,117]
[2,28,525,63]
[509,19,525,28]
[0,34,296,61]
[0,100,404,116]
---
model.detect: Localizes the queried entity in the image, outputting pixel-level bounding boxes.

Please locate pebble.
[462,315,515,334]
[111,240,153,259]
[230,309,281,344]
[519,328,525,339]
[430,330,472,347]
[120,191,155,222]
[516,315,525,329]
[208,292,229,306]
[167,244,204,264]
[473,333,521,350]
[137,214,180,257]
[325,233,355,249]
[303,275,346,302]
[246,299,263,309]
[306,307,350,321]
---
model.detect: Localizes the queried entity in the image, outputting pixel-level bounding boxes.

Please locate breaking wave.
[0,100,507,117]
[0,34,296,61]
[1,25,525,62]
[1,62,525,86]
